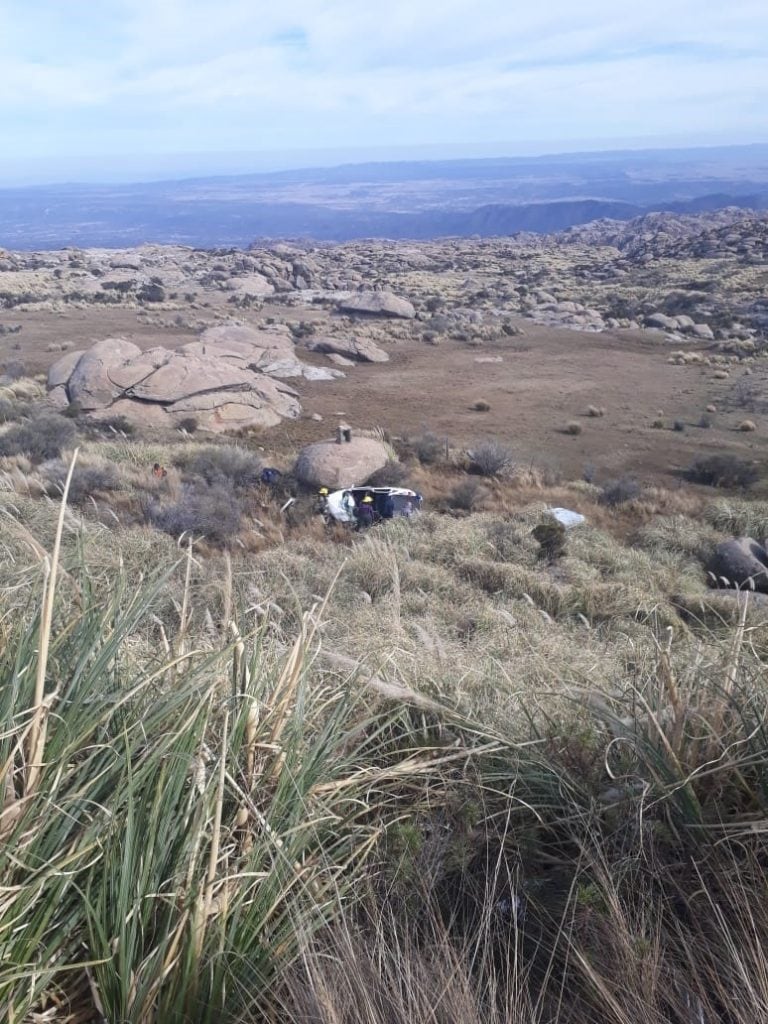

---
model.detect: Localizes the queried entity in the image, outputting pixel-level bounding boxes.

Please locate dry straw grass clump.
[738,418,757,432]
[587,405,606,417]
[563,421,582,435]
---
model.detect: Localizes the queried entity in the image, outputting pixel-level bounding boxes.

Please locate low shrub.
[1,360,26,380]
[366,461,411,488]
[83,414,136,437]
[411,431,448,466]
[177,416,199,434]
[467,440,514,477]
[180,445,262,490]
[147,481,242,544]
[447,479,487,512]
[587,405,605,417]
[43,460,121,506]
[563,421,582,435]
[686,454,760,489]
[470,399,491,412]
[673,419,686,432]
[0,411,77,461]
[599,476,642,506]
[0,397,22,423]
[738,419,757,432]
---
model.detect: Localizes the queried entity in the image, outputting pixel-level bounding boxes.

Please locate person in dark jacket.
[354,495,375,530]
[382,493,396,519]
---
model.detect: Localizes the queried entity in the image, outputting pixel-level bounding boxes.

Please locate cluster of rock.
[643,313,715,340]
[4,210,768,360]
[525,291,609,332]
[47,325,346,432]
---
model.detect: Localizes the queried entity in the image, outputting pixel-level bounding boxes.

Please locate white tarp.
[546,507,586,529]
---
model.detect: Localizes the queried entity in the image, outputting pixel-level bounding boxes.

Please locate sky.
[1,0,767,184]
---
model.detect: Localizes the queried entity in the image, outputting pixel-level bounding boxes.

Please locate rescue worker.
[354,494,375,531]
[382,492,396,519]
[314,486,330,518]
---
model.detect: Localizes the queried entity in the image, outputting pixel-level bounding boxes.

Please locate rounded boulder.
[706,537,768,593]
[295,437,391,489]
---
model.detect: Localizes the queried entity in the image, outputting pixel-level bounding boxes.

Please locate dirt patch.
[7,304,767,486]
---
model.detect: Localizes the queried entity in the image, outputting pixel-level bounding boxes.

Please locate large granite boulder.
[295,437,391,489]
[306,335,389,363]
[223,273,274,297]
[47,349,85,390]
[706,537,768,593]
[67,338,143,410]
[109,350,258,402]
[337,291,415,320]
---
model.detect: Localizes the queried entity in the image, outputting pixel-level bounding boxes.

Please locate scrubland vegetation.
[1,378,768,1022]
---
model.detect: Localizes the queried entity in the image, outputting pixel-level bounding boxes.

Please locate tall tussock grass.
[3,460,768,1022]
[0,471,479,1022]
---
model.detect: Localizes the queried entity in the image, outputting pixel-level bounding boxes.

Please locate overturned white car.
[323,486,423,525]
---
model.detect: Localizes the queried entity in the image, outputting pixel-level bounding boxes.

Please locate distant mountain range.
[2,144,768,249]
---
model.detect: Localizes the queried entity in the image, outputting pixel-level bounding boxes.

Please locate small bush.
[137,283,166,303]
[83,414,136,437]
[467,440,515,477]
[698,413,714,429]
[1,360,26,380]
[563,421,582,435]
[60,400,82,419]
[738,419,757,432]
[148,481,242,544]
[686,454,760,489]
[651,417,665,429]
[673,420,686,432]
[181,446,262,490]
[599,476,642,506]
[366,461,411,487]
[470,399,491,412]
[447,479,487,512]
[0,397,21,423]
[587,405,605,417]
[706,404,717,413]
[43,460,121,506]
[411,432,447,466]
[0,412,77,461]
[177,416,199,434]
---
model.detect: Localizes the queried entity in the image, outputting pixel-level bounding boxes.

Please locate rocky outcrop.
[706,537,768,593]
[46,327,341,433]
[337,291,415,320]
[67,338,143,411]
[306,335,389,363]
[295,437,391,488]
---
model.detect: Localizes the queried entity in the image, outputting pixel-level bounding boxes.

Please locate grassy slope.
[1,440,768,1020]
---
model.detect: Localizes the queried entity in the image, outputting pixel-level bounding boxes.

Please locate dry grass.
[1,449,768,1022]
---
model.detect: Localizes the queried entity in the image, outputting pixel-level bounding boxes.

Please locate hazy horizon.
[1,136,768,189]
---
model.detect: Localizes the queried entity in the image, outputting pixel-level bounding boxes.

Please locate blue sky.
[1,0,766,182]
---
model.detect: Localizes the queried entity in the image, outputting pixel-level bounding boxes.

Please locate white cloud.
[0,0,766,154]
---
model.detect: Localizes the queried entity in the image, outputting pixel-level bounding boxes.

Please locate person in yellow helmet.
[354,493,375,531]
[314,486,330,517]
